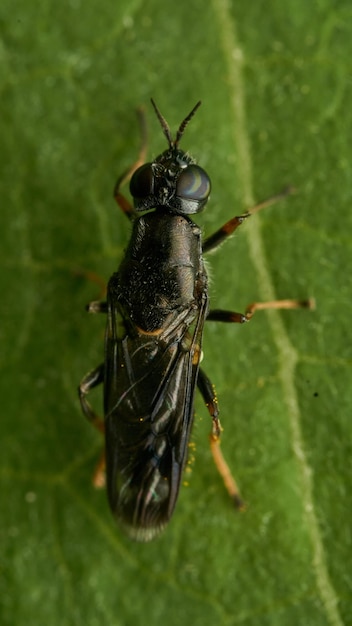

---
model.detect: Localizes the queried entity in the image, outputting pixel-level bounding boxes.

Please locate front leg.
[113,106,148,220]
[202,186,294,254]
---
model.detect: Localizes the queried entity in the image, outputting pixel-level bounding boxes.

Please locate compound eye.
[130,163,154,199]
[176,165,211,201]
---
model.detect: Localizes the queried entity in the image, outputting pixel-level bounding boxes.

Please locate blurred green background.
[1,1,351,624]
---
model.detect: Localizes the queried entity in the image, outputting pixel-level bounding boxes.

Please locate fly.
[79,100,314,541]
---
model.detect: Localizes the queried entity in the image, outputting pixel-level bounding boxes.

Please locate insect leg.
[78,365,108,488]
[78,364,105,433]
[207,298,315,324]
[202,213,250,254]
[113,106,148,220]
[202,186,294,254]
[86,300,108,314]
[197,367,245,509]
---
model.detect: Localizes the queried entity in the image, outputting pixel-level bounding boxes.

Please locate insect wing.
[104,302,207,541]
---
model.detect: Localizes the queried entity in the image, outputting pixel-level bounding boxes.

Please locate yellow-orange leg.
[113,106,148,220]
[203,186,295,254]
[199,296,315,508]
[78,364,106,488]
[207,297,315,324]
[197,367,245,509]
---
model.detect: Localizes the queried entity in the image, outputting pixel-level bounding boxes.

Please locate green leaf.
[1,0,350,624]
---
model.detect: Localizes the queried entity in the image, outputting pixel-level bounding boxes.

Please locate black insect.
[79,100,312,541]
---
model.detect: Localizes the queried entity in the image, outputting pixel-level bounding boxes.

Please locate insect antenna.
[175,101,201,147]
[150,98,173,147]
[151,98,202,148]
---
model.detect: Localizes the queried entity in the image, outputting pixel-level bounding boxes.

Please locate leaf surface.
[1,1,351,624]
